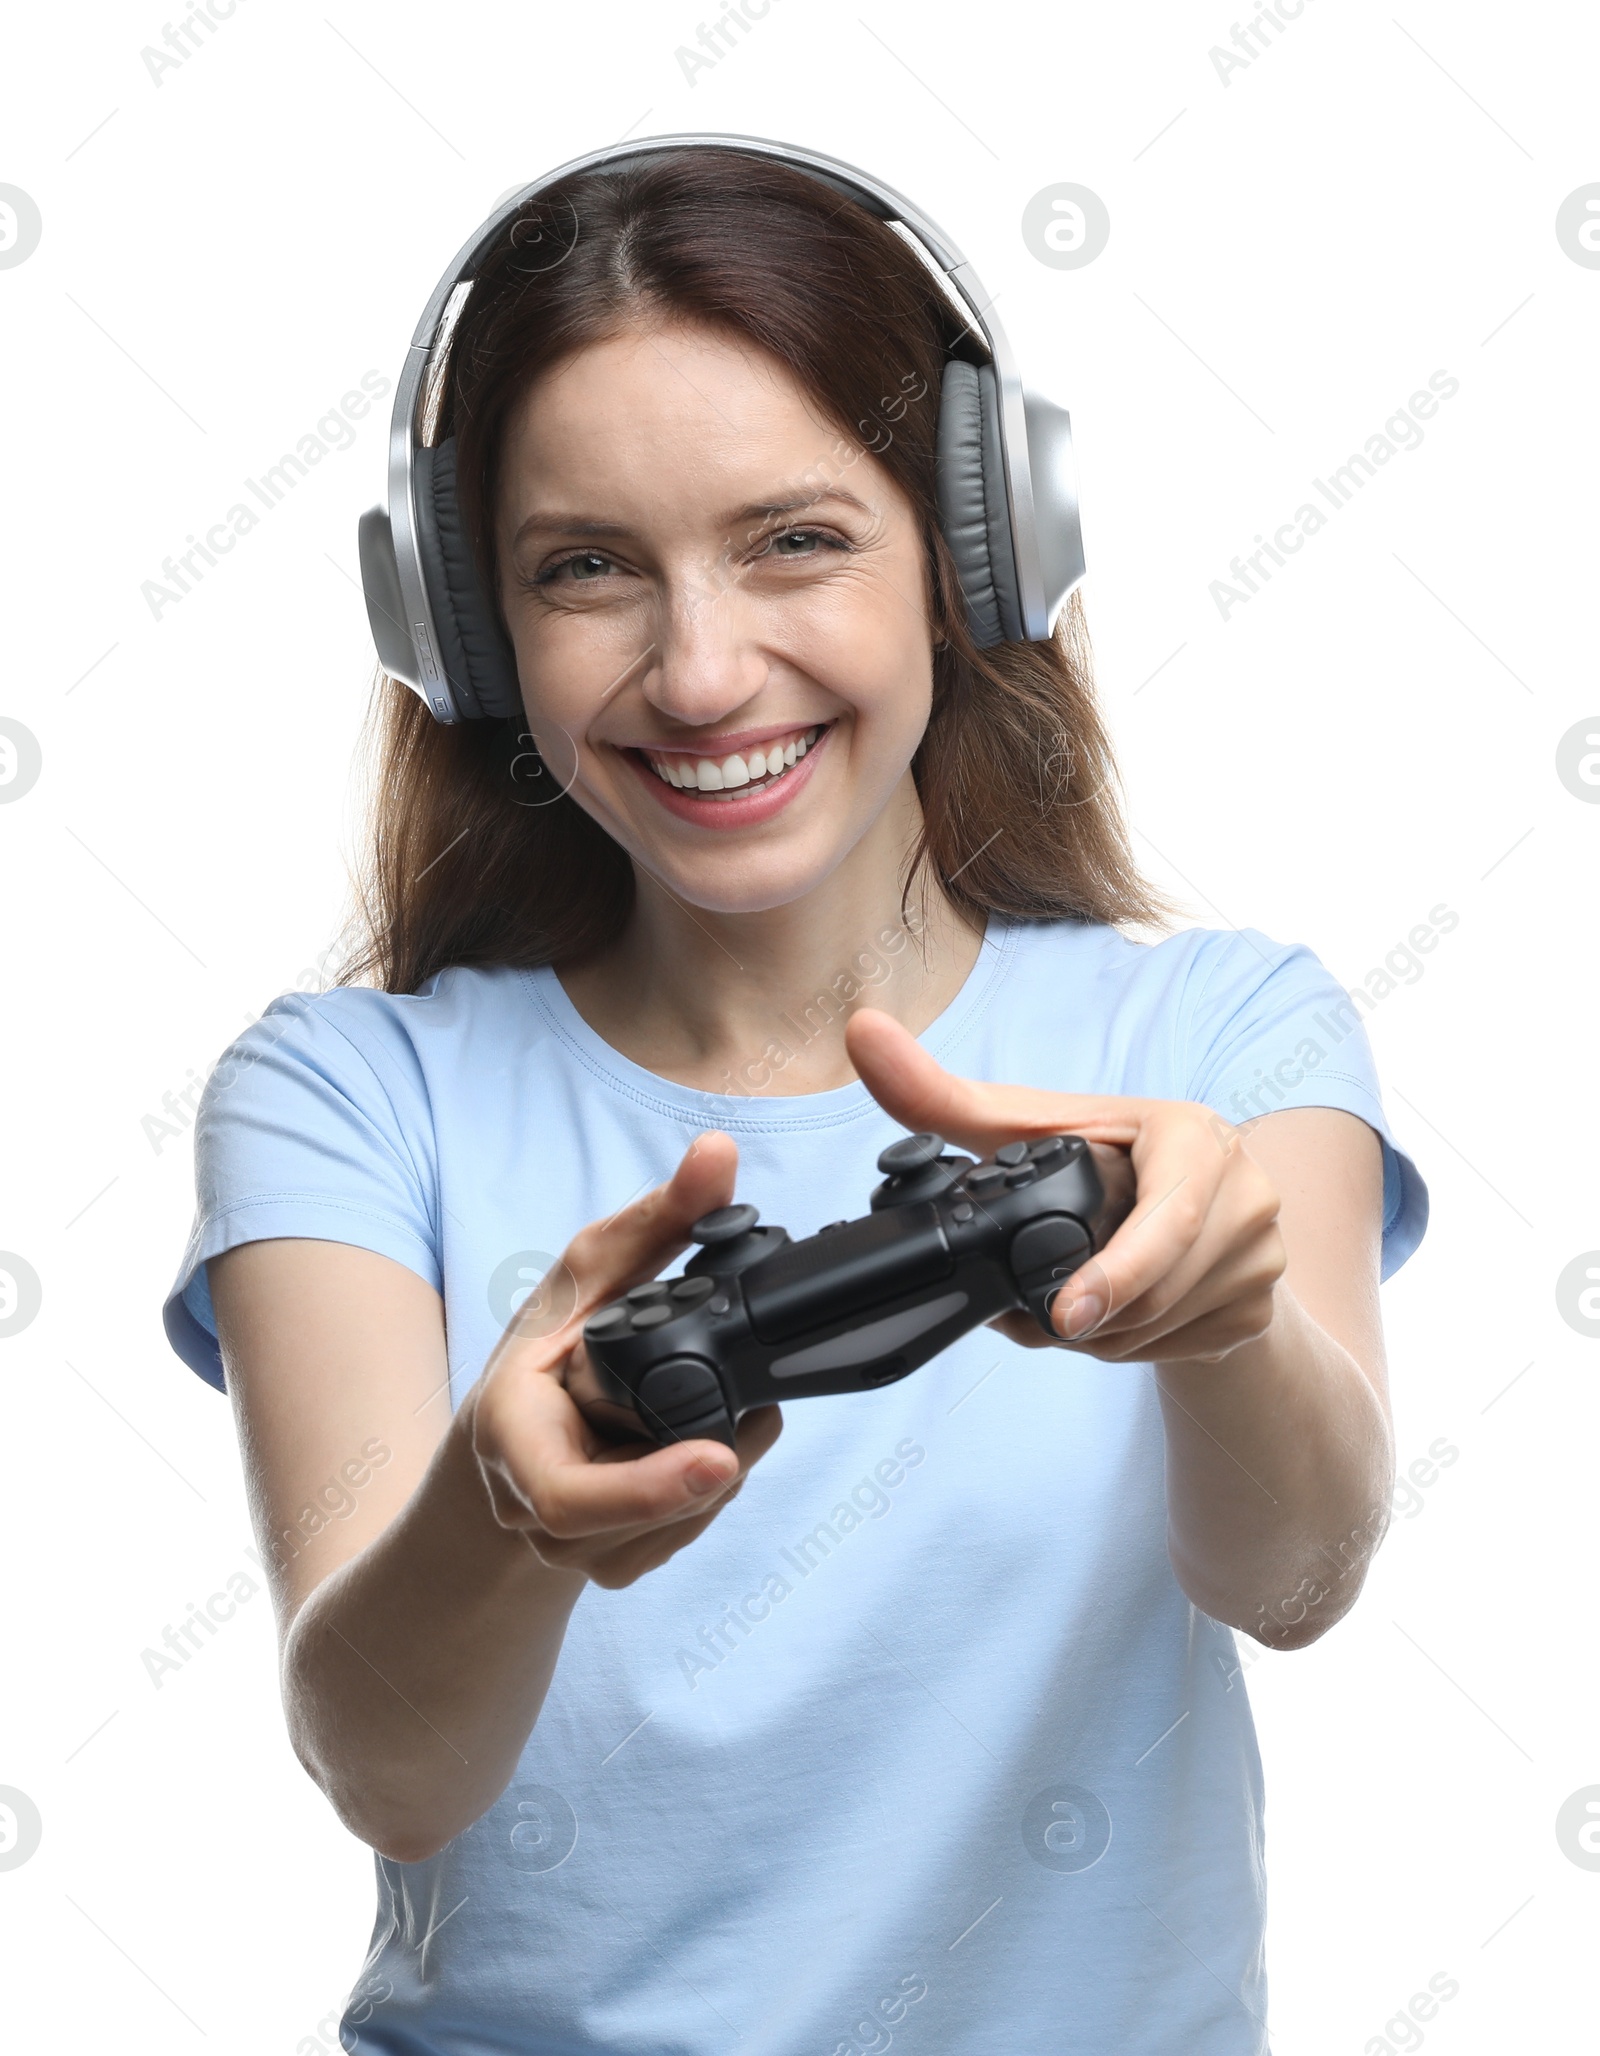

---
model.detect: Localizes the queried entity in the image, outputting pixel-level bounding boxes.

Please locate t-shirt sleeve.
[162,991,442,1392]
[1179,928,1428,1281]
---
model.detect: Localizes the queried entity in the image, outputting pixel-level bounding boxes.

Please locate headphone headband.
[359,132,1086,723]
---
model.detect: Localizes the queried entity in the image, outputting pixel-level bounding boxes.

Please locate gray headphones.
[358,131,1086,725]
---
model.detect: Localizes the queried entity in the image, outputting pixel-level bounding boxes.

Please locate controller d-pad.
[995,1141,1029,1167]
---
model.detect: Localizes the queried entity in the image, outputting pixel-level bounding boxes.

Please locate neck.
[555,776,986,1094]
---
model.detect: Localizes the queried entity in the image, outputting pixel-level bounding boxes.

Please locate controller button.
[995,1141,1029,1167]
[966,1166,1006,1197]
[1028,1135,1070,1168]
[1005,1165,1038,1187]
[626,1281,671,1306]
[692,1203,761,1244]
[952,1201,974,1223]
[636,1358,722,1417]
[629,1304,676,1330]
[1010,1215,1091,1278]
[670,1275,716,1305]
[583,1305,629,1338]
[709,1295,730,1315]
[818,1219,850,1234]
[876,1132,946,1175]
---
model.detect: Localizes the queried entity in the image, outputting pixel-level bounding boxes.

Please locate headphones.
[358,132,1086,725]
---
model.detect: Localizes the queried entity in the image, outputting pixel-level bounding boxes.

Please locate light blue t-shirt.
[163,916,1426,2056]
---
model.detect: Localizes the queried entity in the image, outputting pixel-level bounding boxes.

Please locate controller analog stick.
[871,1131,964,1211]
[694,1204,761,1243]
[876,1132,947,1176]
[687,1204,789,1277]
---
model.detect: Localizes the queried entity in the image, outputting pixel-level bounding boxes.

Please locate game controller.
[576,1130,1136,1449]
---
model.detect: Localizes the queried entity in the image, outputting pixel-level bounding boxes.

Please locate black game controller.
[577,1131,1135,1449]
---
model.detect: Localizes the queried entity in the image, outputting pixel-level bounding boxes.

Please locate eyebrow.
[508,485,875,553]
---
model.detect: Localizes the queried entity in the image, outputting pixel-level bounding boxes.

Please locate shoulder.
[201,964,531,1126]
[1000,915,1328,1019]
[216,964,527,1064]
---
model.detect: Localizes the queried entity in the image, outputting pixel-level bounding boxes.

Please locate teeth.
[646,727,820,798]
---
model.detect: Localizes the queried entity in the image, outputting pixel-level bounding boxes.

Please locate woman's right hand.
[464,1130,782,1589]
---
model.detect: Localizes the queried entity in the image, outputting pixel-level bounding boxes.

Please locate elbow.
[286,1726,457,1866]
[1177,1558,1371,1652]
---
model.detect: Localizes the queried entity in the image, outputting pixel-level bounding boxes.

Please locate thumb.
[844,1008,972,1137]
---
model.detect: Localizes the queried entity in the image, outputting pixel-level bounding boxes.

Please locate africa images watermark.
[708,899,932,1107]
[140,0,248,86]
[140,371,390,621]
[1221,902,1459,1128]
[1209,0,1317,86]
[674,0,782,85]
[1209,370,1460,621]
[141,945,340,1153]
[674,1436,926,1689]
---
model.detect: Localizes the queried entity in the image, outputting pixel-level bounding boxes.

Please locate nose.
[638,557,770,729]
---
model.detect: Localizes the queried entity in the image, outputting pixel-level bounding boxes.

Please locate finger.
[845,1009,1122,1157]
[1051,1136,1232,1340]
[474,1365,746,1539]
[499,1133,740,1372]
[1072,1287,1280,1364]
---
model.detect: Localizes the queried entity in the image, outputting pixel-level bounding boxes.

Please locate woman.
[163,142,1426,2054]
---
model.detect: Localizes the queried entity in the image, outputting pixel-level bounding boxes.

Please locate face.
[494,321,938,916]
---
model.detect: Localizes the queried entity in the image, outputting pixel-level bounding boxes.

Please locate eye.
[755,526,849,561]
[537,549,616,586]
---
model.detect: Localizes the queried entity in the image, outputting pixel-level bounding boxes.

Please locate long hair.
[338,148,1174,993]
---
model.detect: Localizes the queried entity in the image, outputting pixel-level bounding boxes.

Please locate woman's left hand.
[846,1007,1287,1365]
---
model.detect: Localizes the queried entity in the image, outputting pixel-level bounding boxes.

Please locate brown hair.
[338,147,1173,994]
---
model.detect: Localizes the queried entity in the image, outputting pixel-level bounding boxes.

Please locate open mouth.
[634,724,825,803]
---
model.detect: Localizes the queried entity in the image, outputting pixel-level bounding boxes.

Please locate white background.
[2,0,1596,2049]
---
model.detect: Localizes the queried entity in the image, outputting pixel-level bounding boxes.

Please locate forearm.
[282,1399,586,1863]
[1153,1287,1394,1647]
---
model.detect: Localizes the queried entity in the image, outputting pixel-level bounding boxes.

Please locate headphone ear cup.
[936,359,1023,649]
[412,437,523,720]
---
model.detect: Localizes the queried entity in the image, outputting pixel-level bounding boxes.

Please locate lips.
[622,722,832,830]
[639,724,821,800]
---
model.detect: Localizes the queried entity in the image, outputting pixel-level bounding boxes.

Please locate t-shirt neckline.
[518,915,1018,1134]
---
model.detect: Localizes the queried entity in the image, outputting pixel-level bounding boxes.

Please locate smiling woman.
[339,147,1165,992]
[163,139,1428,2056]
